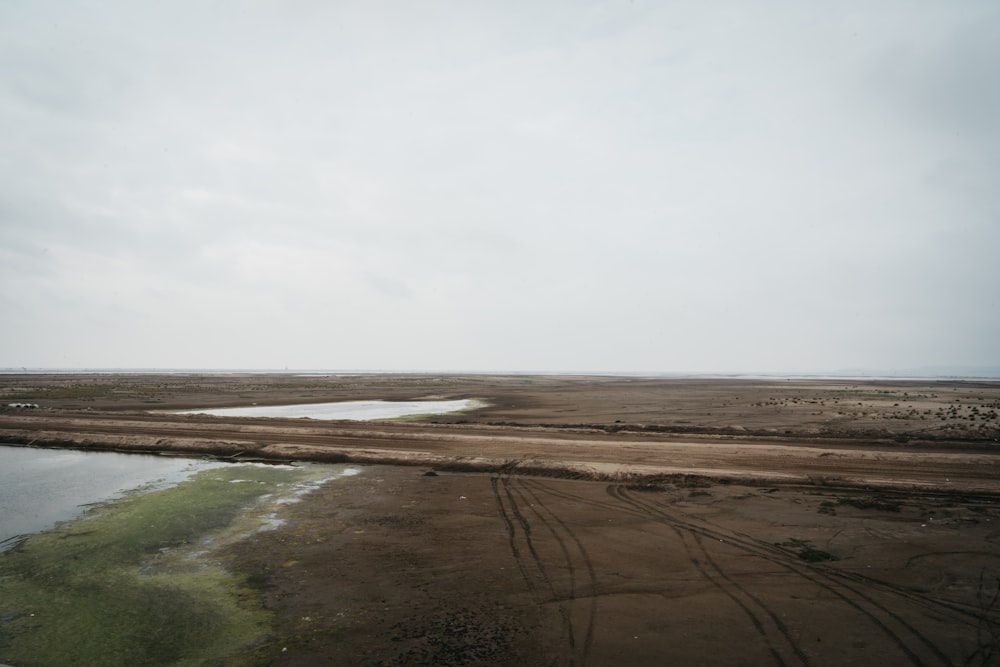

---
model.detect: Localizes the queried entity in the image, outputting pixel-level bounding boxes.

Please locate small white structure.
[7,402,39,409]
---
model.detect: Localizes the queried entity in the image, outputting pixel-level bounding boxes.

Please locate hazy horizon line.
[3,366,1000,380]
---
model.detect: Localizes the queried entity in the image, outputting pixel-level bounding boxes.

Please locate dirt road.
[1,408,998,493]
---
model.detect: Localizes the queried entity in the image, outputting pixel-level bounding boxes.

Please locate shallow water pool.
[0,451,359,666]
[0,445,229,549]
[175,398,480,420]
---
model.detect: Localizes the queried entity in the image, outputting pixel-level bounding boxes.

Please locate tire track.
[638,488,986,636]
[509,476,599,665]
[614,486,954,666]
[685,506,994,625]
[527,478,954,665]
[526,479,998,626]
[507,477,991,666]
[608,485,809,667]
[490,476,536,593]
[491,474,578,665]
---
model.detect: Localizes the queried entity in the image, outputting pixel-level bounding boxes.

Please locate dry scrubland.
[2,373,1000,666]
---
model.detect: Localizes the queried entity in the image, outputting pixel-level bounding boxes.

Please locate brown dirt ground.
[3,373,1000,665]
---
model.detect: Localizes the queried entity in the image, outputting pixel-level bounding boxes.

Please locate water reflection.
[0,445,226,549]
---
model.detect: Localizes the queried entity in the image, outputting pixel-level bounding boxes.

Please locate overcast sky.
[1,1,998,373]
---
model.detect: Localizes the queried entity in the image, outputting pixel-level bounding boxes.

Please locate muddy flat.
[2,373,1000,665]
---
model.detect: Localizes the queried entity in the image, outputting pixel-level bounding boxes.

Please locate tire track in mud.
[676,503,995,625]
[490,474,599,666]
[526,478,990,629]
[491,474,577,665]
[490,476,537,594]
[634,487,989,637]
[509,477,599,665]
[611,486,956,667]
[607,485,809,667]
[521,479,968,666]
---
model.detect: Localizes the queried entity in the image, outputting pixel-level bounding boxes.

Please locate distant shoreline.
[3,367,1000,381]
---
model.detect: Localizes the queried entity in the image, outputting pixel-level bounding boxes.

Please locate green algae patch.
[0,462,350,667]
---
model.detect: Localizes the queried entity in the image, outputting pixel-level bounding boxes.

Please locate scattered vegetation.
[818,496,902,515]
[776,538,838,563]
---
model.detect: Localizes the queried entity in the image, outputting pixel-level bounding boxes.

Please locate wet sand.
[2,373,1000,665]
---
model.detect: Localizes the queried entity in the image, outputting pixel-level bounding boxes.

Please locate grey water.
[0,445,227,549]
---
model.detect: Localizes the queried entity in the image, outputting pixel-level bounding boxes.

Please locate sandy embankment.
[1,409,998,493]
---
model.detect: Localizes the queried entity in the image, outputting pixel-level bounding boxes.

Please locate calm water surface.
[0,448,360,665]
[0,445,227,548]
[176,398,480,420]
